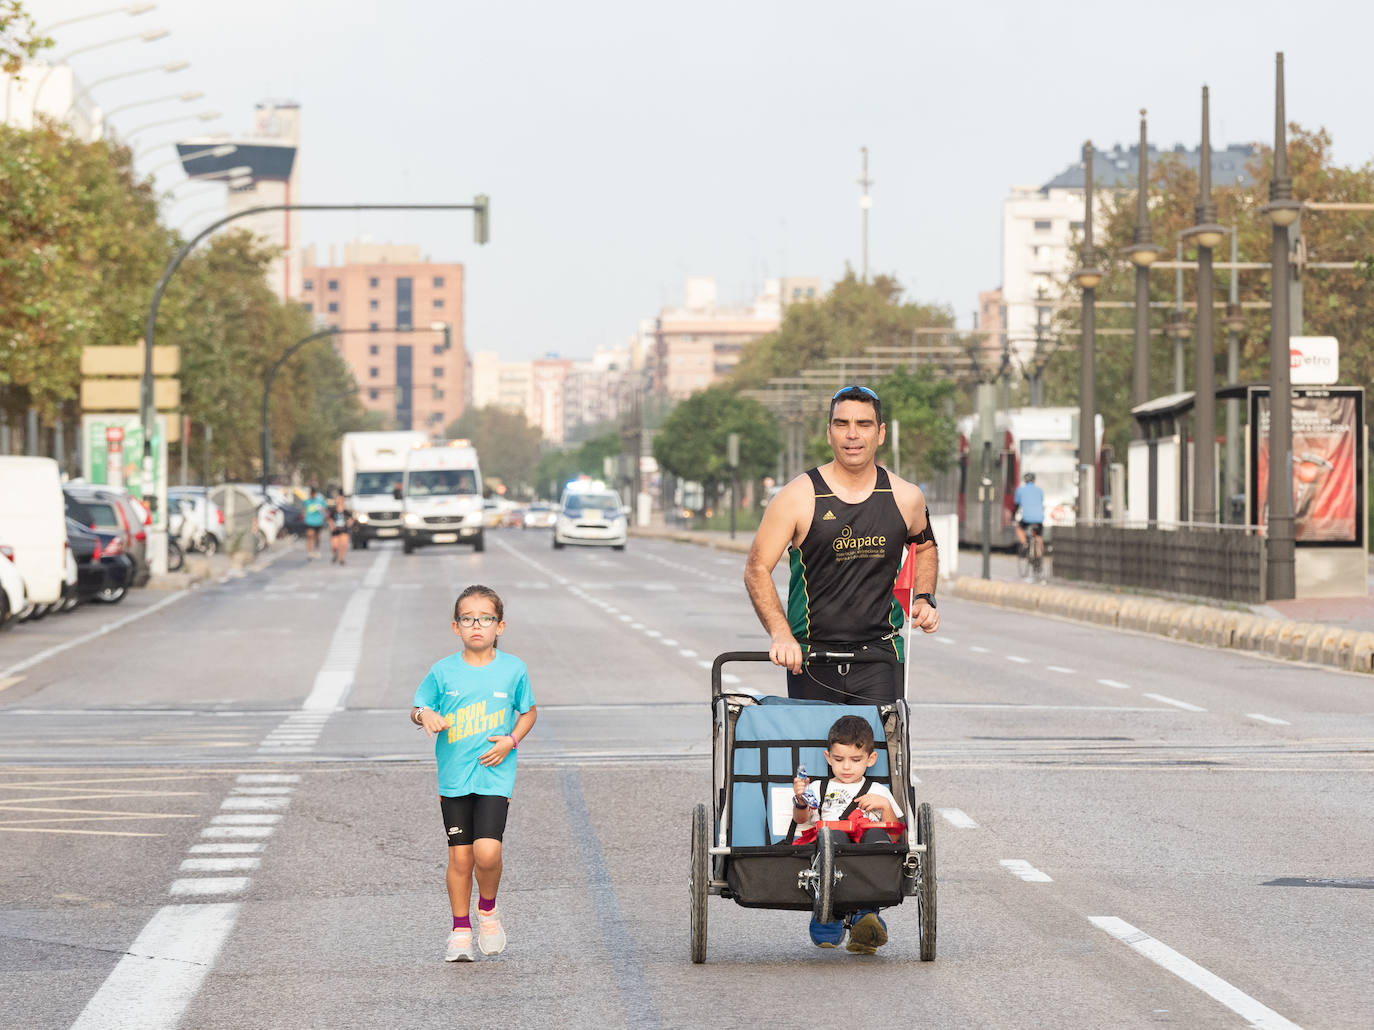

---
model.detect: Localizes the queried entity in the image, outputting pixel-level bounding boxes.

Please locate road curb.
[628,527,753,554]
[949,575,1368,674]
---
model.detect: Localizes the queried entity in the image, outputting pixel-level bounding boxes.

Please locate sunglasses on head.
[832,385,879,401]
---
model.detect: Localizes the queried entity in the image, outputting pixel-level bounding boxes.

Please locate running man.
[745,385,940,703]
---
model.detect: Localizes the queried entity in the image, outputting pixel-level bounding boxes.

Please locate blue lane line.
[558,766,662,1029]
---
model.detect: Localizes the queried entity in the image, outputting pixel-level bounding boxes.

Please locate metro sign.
[1289,336,1338,385]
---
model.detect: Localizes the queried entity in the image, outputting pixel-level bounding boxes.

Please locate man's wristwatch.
[913,593,937,609]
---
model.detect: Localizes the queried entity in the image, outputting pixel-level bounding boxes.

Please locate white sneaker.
[444,927,475,962]
[476,907,506,955]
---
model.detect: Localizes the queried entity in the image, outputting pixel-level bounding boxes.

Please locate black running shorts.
[439,793,509,846]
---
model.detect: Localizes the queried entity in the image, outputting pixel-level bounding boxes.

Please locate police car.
[553,480,628,550]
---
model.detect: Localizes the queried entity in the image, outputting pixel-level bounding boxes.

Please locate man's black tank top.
[786,466,908,655]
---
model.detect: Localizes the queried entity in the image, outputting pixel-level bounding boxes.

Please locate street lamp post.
[31,29,171,109]
[1123,109,1163,432]
[1224,230,1246,521]
[63,59,188,119]
[121,108,220,139]
[143,143,235,177]
[1182,86,1228,526]
[103,89,203,120]
[1073,141,1104,523]
[1261,52,1302,600]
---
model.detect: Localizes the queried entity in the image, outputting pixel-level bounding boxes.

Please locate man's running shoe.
[476,907,507,955]
[846,910,888,954]
[809,916,845,948]
[444,928,475,962]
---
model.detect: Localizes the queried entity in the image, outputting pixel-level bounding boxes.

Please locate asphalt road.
[1,531,1371,1029]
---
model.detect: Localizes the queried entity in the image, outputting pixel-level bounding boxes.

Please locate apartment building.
[300,242,466,433]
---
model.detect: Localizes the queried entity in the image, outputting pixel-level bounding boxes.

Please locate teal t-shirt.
[413,650,533,798]
[303,497,326,527]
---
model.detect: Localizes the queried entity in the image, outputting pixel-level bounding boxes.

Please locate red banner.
[1255,394,1358,543]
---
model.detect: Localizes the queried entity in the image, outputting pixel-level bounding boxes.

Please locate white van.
[400,441,484,553]
[0,457,67,605]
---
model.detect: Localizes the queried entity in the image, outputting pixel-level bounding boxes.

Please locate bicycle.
[1017,525,1047,584]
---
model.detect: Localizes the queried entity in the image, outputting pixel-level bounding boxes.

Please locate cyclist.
[1013,472,1044,559]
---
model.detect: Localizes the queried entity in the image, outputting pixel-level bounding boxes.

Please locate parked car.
[167,487,225,554]
[0,542,27,629]
[63,485,149,587]
[523,503,558,530]
[0,456,67,611]
[66,518,132,604]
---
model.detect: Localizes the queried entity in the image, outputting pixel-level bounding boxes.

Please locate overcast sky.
[35,0,1374,360]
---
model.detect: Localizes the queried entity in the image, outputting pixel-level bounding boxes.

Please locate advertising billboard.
[1250,388,1364,546]
[81,414,167,504]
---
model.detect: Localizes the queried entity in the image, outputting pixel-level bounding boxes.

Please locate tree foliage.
[870,367,960,481]
[0,1,48,73]
[730,271,956,390]
[1046,124,1374,462]
[0,121,175,421]
[533,432,621,500]
[652,386,779,493]
[445,405,543,495]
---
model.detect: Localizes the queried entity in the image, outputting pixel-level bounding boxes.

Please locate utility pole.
[858,146,873,283]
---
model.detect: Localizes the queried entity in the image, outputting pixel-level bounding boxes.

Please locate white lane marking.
[1089,917,1301,1030]
[1005,655,1030,664]
[69,903,239,1030]
[231,787,293,795]
[935,637,954,645]
[969,645,990,654]
[219,797,289,811]
[697,660,712,670]
[721,674,741,685]
[301,550,391,711]
[168,877,250,897]
[679,649,698,658]
[643,629,661,638]
[1143,693,1206,713]
[210,814,281,825]
[1047,665,1075,674]
[235,775,300,783]
[179,857,260,873]
[1000,859,1053,883]
[660,639,679,647]
[0,590,191,681]
[200,826,272,839]
[629,623,644,630]
[0,674,25,691]
[937,808,978,829]
[1097,678,1132,690]
[188,843,265,854]
[1248,713,1290,726]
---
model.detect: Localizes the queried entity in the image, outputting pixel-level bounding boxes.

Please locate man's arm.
[744,477,809,673]
[893,478,940,634]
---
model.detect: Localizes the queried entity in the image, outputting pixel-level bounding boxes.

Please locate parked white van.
[0,539,28,627]
[0,457,68,606]
[400,441,484,553]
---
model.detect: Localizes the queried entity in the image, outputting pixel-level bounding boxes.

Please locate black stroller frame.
[689,650,936,963]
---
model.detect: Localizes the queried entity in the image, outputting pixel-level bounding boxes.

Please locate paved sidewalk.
[630,524,1374,675]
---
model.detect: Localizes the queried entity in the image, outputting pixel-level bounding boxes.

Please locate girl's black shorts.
[439,793,509,846]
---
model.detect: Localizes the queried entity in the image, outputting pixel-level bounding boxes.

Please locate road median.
[949,574,1370,674]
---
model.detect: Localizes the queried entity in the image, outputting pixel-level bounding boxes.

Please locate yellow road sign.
[81,378,181,412]
[81,345,180,377]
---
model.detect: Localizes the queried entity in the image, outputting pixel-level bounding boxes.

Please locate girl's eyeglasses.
[832,385,878,401]
[457,615,498,627]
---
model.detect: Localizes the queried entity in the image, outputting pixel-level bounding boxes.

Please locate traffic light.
[473,194,490,245]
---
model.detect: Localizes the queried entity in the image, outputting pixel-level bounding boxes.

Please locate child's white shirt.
[800,778,902,827]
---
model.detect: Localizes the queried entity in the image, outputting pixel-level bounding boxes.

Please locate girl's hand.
[480,735,515,766]
[418,710,448,738]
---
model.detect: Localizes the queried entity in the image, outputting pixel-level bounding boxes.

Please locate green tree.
[652,387,779,496]
[1045,124,1374,464]
[533,432,621,500]
[445,406,544,495]
[0,1,49,73]
[730,271,956,390]
[871,367,960,482]
[0,121,175,423]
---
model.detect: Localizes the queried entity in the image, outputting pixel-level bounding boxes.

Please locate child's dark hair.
[454,584,504,623]
[828,714,875,753]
